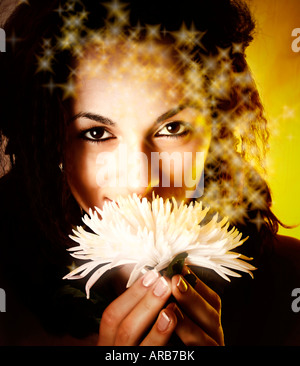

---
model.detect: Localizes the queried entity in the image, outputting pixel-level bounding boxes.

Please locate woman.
[0,0,299,345]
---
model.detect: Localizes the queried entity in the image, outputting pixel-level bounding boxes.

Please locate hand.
[97,270,176,346]
[97,266,224,346]
[170,266,224,346]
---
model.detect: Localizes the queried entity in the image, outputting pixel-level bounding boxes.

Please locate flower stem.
[165,252,188,278]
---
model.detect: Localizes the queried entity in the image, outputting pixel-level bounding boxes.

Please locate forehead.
[77,39,180,78]
[73,40,189,116]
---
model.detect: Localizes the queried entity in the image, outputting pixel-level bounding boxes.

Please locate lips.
[103,197,119,207]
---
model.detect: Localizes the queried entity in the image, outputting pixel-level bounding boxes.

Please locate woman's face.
[65,41,211,212]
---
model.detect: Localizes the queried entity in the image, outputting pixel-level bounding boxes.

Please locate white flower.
[63,194,256,298]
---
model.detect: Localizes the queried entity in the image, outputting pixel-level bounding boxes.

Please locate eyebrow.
[69,104,190,126]
[69,112,116,126]
[155,105,187,123]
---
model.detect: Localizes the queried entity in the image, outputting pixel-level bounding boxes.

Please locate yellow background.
[247,0,300,239]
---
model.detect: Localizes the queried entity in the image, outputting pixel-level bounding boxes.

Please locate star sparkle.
[32,0,271,227]
[102,0,129,19]
[249,211,265,231]
[43,77,57,94]
[6,30,22,51]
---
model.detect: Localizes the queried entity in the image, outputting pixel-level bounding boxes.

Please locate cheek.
[65,143,102,210]
[159,153,185,187]
[163,138,209,200]
[182,151,205,185]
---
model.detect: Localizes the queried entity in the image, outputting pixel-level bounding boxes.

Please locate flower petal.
[63,194,256,297]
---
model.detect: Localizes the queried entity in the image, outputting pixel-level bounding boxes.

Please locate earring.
[59,162,64,172]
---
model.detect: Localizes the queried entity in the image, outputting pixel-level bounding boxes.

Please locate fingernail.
[177,276,188,293]
[184,273,197,288]
[157,311,171,332]
[142,270,159,288]
[153,277,169,297]
[168,303,184,321]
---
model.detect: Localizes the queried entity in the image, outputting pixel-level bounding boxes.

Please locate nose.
[116,141,153,198]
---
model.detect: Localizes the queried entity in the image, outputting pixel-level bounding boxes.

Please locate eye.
[80,127,115,142]
[155,121,190,138]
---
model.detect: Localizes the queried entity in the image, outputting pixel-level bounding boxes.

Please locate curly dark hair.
[0,0,286,264]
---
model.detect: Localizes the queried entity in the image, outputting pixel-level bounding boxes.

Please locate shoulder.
[274,233,300,248]
[272,234,300,272]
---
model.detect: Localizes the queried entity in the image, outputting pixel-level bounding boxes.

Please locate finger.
[114,276,172,345]
[140,307,177,346]
[169,303,219,346]
[171,274,223,343]
[98,269,160,346]
[182,266,221,312]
